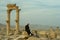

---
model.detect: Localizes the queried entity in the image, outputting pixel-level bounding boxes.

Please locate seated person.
[25,24,33,36]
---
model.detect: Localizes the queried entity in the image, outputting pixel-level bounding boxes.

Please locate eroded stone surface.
[27,36,40,40]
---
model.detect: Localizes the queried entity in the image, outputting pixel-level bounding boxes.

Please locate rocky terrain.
[0,23,60,40]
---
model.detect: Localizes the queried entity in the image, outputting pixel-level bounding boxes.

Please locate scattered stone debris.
[0,4,60,40]
[27,36,40,40]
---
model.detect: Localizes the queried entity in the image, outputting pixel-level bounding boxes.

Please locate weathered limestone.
[14,31,28,40]
[55,27,60,39]
[55,27,60,34]
[15,9,20,34]
[22,31,28,37]
[32,30,38,37]
[48,27,57,40]
[6,4,21,36]
[27,36,40,40]
[38,31,47,38]
[6,10,11,36]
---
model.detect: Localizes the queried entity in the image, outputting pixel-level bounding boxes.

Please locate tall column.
[15,8,20,34]
[6,9,11,35]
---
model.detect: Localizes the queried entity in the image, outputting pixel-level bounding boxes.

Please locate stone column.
[15,8,20,34]
[6,10,11,35]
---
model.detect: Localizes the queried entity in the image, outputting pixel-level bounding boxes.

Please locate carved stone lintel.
[7,4,16,8]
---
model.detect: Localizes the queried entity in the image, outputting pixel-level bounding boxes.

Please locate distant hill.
[29,24,59,30]
[29,24,49,30]
[20,24,50,30]
[0,23,58,30]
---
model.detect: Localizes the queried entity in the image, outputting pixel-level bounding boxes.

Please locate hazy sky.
[0,0,60,26]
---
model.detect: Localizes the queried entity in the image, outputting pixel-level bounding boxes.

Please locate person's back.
[25,24,34,36]
[25,24,31,35]
[25,24,30,31]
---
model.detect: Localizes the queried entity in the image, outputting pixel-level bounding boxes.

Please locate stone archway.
[6,4,21,35]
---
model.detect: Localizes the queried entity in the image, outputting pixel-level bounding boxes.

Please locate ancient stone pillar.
[6,10,11,35]
[15,8,20,34]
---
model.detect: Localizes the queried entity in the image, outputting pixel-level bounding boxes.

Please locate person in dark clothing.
[25,24,33,36]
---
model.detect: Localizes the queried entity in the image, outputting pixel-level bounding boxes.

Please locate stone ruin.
[0,4,60,40]
[6,4,21,36]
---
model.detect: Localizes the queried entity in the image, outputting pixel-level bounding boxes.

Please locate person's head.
[27,23,29,25]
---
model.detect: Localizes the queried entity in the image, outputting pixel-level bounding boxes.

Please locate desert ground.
[0,23,60,40]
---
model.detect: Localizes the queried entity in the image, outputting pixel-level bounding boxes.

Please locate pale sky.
[0,0,60,26]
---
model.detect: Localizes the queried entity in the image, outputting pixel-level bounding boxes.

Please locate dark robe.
[25,24,31,35]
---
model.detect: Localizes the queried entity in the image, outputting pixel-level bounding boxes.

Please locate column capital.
[18,9,21,12]
[7,9,12,11]
[16,9,21,12]
[16,6,19,9]
[7,9,12,14]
